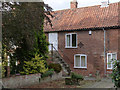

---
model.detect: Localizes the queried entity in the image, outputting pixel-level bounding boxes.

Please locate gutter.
[44,26,120,33]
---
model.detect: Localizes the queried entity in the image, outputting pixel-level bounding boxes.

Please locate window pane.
[75,56,80,67]
[81,56,86,67]
[67,35,70,47]
[72,34,76,47]
[108,54,112,68]
[112,54,117,60]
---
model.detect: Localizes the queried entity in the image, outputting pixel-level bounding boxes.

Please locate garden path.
[81,77,115,88]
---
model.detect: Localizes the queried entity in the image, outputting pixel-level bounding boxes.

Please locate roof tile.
[44,2,119,32]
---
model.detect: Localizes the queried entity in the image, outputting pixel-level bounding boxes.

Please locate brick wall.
[57,29,119,77]
[105,29,119,75]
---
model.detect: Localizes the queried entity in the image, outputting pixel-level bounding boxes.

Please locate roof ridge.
[53,2,119,12]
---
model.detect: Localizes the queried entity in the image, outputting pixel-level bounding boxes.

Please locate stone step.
[60,61,65,64]
[51,52,71,76]
[63,69,68,73]
[62,63,69,67]
[62,67,71,73]
[64,66,70,69]
[66,69,71,72]
[54,56,60,58]
[58,58,63,61]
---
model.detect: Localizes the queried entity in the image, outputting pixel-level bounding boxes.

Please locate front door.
[49,33,58,51]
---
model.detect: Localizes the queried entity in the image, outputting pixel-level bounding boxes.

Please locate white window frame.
[107,53,117,69]
[74,54,87,68]
[65,33,77,48]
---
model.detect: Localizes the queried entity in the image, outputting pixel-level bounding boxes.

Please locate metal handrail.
[49,44,72,66]
[49,44,63,59]
[49,44,72,75]
[58,47,73,64]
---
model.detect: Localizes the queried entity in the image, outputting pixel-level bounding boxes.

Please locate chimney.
[70,0,78,9]
[101,1,109,8]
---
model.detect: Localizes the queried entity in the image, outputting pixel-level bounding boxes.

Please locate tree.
[2,2,53,74]
[2,2,52,52]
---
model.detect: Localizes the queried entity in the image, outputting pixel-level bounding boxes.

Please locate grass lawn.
[23,79,96,88]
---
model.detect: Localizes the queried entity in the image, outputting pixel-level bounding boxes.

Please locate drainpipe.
[103,28,106,77]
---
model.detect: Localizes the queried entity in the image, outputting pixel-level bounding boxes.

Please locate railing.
[49,44,63,60]
[58,47,73,65]
[49,44,72,76]
[49,44,72,65]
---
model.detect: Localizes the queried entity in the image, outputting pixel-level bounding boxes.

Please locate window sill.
[65,47,77,49]
[107,68,112,70]
[74,67,87,69]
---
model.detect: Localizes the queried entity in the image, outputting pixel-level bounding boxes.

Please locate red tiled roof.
[44,2,119,32]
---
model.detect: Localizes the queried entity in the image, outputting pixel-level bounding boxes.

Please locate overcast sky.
[44,0,119,11]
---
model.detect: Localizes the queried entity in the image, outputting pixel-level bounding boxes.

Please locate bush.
[111,60,120,88]
[71,72,84,80]
[1,63,6,78]
[41,69,54,78]
[48,63,62,73]
[20,54,48,75]
[65,73,84,85]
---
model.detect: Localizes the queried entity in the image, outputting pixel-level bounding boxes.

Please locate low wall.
[2,72,62,88]
[40,72,62,83]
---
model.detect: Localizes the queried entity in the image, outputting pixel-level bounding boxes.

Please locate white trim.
[74,54,80,68]
[65,33,77,48]
[74,54,87,68]
[65,47,77,49]
[107,53,117,70]
[107,53,112,69]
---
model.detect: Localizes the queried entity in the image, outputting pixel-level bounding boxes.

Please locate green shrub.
[111,60,120,88]
[2,64,6,78]
[48,63,62,73]
[20,54,48,75]
[41,69,54,78]
[71,72,84,80]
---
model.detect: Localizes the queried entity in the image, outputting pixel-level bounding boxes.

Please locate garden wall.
[2,72,62,88]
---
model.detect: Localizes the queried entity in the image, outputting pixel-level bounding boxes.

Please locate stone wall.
[2,72,62,88]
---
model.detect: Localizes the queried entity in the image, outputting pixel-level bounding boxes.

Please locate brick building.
[44,0,120,77]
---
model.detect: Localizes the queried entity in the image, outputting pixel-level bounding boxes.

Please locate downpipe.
[103,28,106,77]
